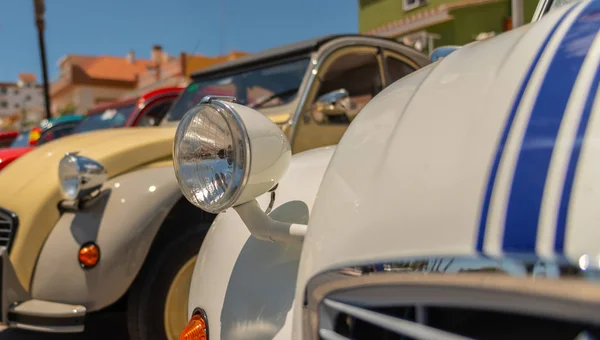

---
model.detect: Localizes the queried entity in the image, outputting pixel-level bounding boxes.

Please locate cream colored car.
[0,34,428,340]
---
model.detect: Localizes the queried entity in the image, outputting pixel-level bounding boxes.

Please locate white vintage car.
[174,0,599,338]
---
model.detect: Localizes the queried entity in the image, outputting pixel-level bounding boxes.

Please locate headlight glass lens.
[59,155,80,200]
[173,103,249,213]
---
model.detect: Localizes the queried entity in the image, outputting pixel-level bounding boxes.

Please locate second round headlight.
[58,154,107,200]
[173,100,250,214]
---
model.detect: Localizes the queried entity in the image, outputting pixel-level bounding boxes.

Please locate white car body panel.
[187,146,335,340]
[293,1,600,337]
[185,0,600,338]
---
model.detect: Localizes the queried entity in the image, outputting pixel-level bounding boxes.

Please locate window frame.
[302,45,385,114]
[134,97,176,127]
[289,45,385,153]
[381,49,418,87]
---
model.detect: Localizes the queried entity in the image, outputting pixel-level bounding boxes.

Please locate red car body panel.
[0,130,19,148]
[87,86,183,125]
[0,147,34,171]
[0,86,183,171]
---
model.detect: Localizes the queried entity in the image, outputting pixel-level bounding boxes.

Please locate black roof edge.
[190,34,424,80]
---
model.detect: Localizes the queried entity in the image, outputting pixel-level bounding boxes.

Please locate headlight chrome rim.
[173,98,252,214]
[58,153,107,201]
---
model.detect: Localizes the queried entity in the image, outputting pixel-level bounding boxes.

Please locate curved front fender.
[187,146,335,340]
[30,165,182,311]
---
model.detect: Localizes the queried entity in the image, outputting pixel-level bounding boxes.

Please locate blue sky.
[0,0,358,82]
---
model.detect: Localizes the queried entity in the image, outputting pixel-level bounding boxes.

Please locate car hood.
[0,126,176,288]
[293,5,600,324]
[291,6,577,335]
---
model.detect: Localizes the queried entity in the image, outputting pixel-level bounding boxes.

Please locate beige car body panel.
[30,164,182,311]
[0,126,175,289]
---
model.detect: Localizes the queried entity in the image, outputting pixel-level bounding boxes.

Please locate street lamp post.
[33,0,52,120]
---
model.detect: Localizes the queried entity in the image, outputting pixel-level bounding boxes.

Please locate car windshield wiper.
[249,87,299,109]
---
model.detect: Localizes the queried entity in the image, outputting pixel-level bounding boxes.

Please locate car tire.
[127,224,209,340]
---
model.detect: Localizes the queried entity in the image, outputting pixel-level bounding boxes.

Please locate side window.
[385,54,416,86]
[291,47,384,154]
[312,51,383,125]
[37,123,78,145]
[137,100,173,127]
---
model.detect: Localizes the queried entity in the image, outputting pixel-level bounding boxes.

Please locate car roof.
[47,115,84,124]
[39,114,83,128]
[34,115,84,131]
[191,34,420,80]
[139,87,183,102]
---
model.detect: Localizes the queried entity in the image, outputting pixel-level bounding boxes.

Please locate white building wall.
[52,86,133,115]
[0,83,46,124]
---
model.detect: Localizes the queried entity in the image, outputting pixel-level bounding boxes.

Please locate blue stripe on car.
[556,11,600,253]
[476,4,577,252]
[503,0,599,253]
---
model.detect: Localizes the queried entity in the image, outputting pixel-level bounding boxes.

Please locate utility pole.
[33,0,52,120]
[219,0,226,55]
[511,0,524,29]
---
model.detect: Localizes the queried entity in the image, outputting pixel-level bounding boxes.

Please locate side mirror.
[430,46,460,62]
[312,89,351,124]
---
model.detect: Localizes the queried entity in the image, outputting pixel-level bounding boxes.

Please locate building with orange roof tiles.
[50,46,160,115]
[51,45,249,114]
[126,49,250,97]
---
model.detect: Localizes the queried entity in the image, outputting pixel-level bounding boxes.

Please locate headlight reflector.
[58,153,107,200]
[173,100,250,214]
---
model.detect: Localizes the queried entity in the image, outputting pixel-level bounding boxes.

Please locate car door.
[291,46,419,154]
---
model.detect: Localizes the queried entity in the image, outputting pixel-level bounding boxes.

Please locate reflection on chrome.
[58,153,107,200]
[303,256,600,340]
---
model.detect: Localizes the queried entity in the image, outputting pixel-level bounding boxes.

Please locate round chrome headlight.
[173,99,250,214]
[58,154,107,200]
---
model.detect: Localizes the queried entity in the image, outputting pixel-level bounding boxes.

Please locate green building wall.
[359,0,540,45]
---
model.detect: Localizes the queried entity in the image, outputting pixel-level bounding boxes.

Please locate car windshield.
[165,57,310,122]
[73,104,136,134]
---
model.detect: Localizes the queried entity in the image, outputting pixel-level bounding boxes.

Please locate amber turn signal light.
[78,243,100,269]
[180,312,208,340]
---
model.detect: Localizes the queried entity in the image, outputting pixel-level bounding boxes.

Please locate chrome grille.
[0,207,18,251]
[319,299,471,340]
[304,257,600,340]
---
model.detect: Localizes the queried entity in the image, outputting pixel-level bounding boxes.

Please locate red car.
[0,130,18,148]
[0,86,182,171]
